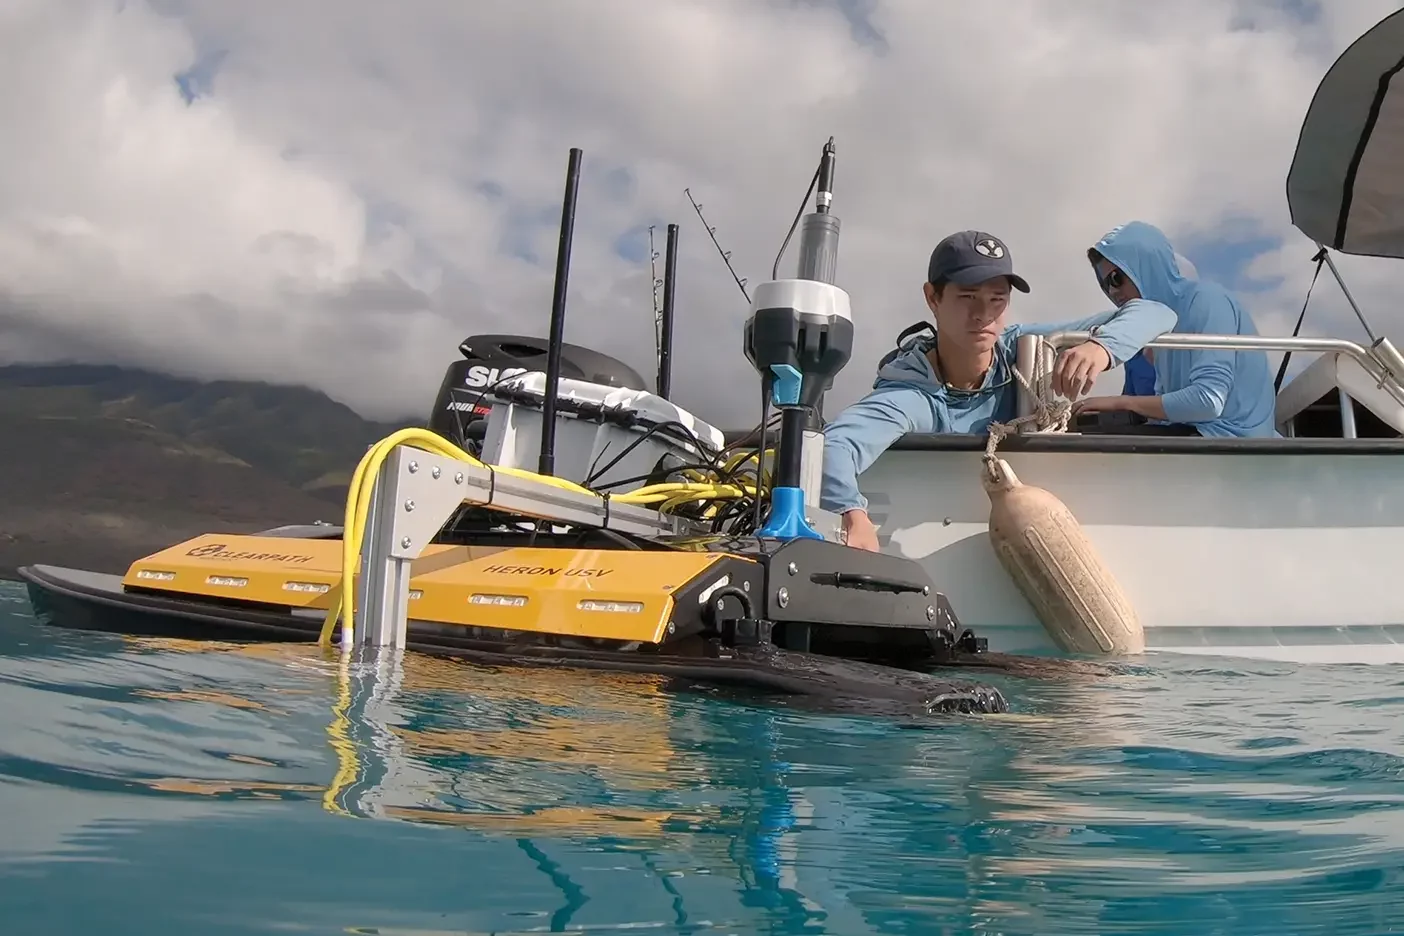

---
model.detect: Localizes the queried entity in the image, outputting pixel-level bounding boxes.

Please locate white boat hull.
[851,440,1404,666]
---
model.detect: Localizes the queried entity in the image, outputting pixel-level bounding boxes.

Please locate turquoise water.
[4,579,1404,933]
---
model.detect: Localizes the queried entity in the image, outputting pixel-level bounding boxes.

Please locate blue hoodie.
[1090,221,1279,439]
[819,298,1178,514]
[1123,350,1157,395]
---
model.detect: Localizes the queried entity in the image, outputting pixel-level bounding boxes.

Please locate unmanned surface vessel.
[19,142,1012,716]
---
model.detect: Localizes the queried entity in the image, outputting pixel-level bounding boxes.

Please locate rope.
[983,347,1072,478]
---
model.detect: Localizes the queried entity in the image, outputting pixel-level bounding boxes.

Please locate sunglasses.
[1099,268,1127,294]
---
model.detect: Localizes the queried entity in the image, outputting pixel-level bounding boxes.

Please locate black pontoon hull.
[18,564,1010,716]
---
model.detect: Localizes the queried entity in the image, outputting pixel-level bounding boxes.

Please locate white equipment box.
[478,371,727,490]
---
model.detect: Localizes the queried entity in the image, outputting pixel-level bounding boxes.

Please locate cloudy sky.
[3,0,1402,428]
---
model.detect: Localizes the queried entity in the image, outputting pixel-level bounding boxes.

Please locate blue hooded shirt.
[1090,221,1279,439]
[1122,350,1157,395]
[818,298,1177,515]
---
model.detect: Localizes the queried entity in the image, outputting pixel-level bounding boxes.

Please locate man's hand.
[1071,394,1130,416]
[1051,340,1112,399]
[841,509,881,552]
[1074,393,1167,421]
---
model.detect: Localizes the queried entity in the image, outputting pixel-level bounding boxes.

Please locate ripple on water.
[4,580,1404,933]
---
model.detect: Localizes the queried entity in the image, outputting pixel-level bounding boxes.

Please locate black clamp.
[956,628,987,655]
[703,586,771,648]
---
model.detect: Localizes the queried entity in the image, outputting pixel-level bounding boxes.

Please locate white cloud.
[1,0,1401,426]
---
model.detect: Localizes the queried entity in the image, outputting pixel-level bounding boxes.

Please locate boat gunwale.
[720,430,1404,456]
[882,433,1404,455]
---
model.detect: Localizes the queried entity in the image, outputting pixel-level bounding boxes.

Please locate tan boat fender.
[981,455,1145,656]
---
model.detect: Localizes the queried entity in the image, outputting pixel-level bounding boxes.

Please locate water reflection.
[7,579,1404,934]
[303,646,1174,933]
[318,647,841,932]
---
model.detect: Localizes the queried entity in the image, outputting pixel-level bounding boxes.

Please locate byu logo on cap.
[974,237,1005,259]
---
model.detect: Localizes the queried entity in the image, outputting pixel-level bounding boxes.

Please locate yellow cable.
[316,427,769,648]
[321,651,358,816]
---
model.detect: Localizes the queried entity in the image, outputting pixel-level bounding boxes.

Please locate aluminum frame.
[347,445,700,648]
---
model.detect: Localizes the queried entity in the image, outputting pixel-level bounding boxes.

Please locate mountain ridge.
[0,362,427,581]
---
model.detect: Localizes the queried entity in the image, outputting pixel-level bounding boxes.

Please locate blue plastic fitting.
[769,363,802,406]
[757,486,824,541]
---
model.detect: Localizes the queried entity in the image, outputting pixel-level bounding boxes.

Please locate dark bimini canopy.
[1286,8,1404,258]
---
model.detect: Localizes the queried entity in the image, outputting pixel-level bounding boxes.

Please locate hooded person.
[1120,252,1196,398]
[1074,221,1279,438]
[818,229,1178,552]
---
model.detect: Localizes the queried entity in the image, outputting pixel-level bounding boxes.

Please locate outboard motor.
[428,334,648,452]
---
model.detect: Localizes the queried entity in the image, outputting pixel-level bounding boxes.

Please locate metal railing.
[1016,330,1404,429]
[1045,330,1380,358]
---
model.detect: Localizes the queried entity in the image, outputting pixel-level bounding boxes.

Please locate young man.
[1071,221,1279,438]
[819,229,1178,552]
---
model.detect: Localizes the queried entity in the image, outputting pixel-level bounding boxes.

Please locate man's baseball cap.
[927,230,1030,293]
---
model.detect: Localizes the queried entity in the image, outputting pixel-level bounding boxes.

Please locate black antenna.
[656,223,679,400]
[684,187,750,302]
[539,147,582,477]
[771,139,827,280]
